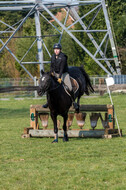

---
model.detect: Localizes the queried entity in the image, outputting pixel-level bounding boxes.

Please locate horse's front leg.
[50,112,58,143]
[76,96,80,113]
[63,114,69,142]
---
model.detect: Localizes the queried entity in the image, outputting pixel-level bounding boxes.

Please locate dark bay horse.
[37,66,94,143]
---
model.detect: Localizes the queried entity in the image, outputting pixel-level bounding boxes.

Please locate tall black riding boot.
[43,102,48,108]
[69,90,78,110]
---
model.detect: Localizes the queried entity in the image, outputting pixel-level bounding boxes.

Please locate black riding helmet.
[53,43,62,49]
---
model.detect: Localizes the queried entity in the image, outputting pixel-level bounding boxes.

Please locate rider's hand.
[57,78,62,84]
[51,72,54,76]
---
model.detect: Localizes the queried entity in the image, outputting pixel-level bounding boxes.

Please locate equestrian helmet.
[53,43,62,49]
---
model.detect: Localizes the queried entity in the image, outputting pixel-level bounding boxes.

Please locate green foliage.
[73,1,126,74]
[107,0,126,73]
[0,67,7,78]
[0,1,126,77]
[15,18,39,77]
[114,15,126,46]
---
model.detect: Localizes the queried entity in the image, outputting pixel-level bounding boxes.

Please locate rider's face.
[54,48,61,56]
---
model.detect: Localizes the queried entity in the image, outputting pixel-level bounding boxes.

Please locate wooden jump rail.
[22,104,122,138]
[0,86,38,93]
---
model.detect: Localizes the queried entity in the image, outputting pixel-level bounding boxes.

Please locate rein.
[47,76,62,92]
[48,83,62,92]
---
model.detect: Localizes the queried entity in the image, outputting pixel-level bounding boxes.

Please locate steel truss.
[0,0,121,80]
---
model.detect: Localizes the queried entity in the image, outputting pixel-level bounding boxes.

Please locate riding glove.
[57,78,62,84]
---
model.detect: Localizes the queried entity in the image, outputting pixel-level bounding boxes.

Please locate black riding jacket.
[50,52,68,78]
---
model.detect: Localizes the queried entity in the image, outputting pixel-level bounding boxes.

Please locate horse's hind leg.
[63,114,69,142]
[50,113,58,143]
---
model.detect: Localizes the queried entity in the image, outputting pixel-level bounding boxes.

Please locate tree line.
[0,0,126,78]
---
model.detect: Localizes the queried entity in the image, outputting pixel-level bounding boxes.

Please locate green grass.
[0,94,126,190]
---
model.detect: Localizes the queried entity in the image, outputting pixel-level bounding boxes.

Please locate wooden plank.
[24,127,33,134]
[107,105,114,129]
[30,104,50,112]
[30,104,112,113]
[105,128,122,135]
[79,105,109,112]
[1,84,126,94]
[0,86,38,93]
[29,129,105,138]
[30,108,38,129]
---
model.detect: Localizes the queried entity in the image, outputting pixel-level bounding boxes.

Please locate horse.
[37,66,94,143]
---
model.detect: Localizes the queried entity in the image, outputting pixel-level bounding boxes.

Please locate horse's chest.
[48,93,69,114]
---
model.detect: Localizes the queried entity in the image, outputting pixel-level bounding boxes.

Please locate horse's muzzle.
[37,88,44,96]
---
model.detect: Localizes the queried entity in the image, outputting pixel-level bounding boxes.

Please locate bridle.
[47,80,62,92]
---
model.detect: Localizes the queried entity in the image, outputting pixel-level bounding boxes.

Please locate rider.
[43,43,78,109]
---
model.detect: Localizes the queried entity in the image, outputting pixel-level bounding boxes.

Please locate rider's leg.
[43,102,48,108]
[62,73,78,110]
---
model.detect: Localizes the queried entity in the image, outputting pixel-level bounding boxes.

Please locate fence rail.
[0,78,35,98]
[0,78,34,87]
[90,75,126,85]
[0,75,126,98]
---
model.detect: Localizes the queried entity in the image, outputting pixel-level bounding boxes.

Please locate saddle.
[63,77,79,96]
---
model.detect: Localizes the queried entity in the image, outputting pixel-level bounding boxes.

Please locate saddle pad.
[63,77,79,97]
[70,77,79,93]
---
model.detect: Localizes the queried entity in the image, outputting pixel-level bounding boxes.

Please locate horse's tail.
[79,65,94,95]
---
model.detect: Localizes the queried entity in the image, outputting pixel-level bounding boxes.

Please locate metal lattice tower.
[0,0,121,80]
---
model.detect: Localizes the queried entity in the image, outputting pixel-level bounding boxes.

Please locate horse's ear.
[41,70,44,75]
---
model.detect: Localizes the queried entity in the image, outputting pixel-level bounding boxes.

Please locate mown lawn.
[0,94,126,190]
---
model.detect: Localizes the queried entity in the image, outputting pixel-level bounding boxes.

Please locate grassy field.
[0,94,126,190]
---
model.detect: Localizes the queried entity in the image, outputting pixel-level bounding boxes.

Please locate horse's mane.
[48,73,62,92]
[51,75,58,83]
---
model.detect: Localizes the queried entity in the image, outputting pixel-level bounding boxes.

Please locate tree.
[107,0,126,73]
[0,1,126,77]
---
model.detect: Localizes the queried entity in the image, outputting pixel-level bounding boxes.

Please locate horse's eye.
[42,77,45,81]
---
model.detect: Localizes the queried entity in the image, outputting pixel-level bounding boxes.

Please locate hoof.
[52,139,58,143]
[63,135,69,142]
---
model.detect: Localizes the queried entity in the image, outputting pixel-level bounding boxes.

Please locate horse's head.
[37,70,51,96]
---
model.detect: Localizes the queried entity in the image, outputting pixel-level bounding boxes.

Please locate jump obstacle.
[22,104,122,138]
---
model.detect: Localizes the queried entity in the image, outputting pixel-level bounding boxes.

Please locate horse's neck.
[48,76,59,91]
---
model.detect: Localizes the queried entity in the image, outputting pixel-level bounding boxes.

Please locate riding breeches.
[55,72,72,91]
